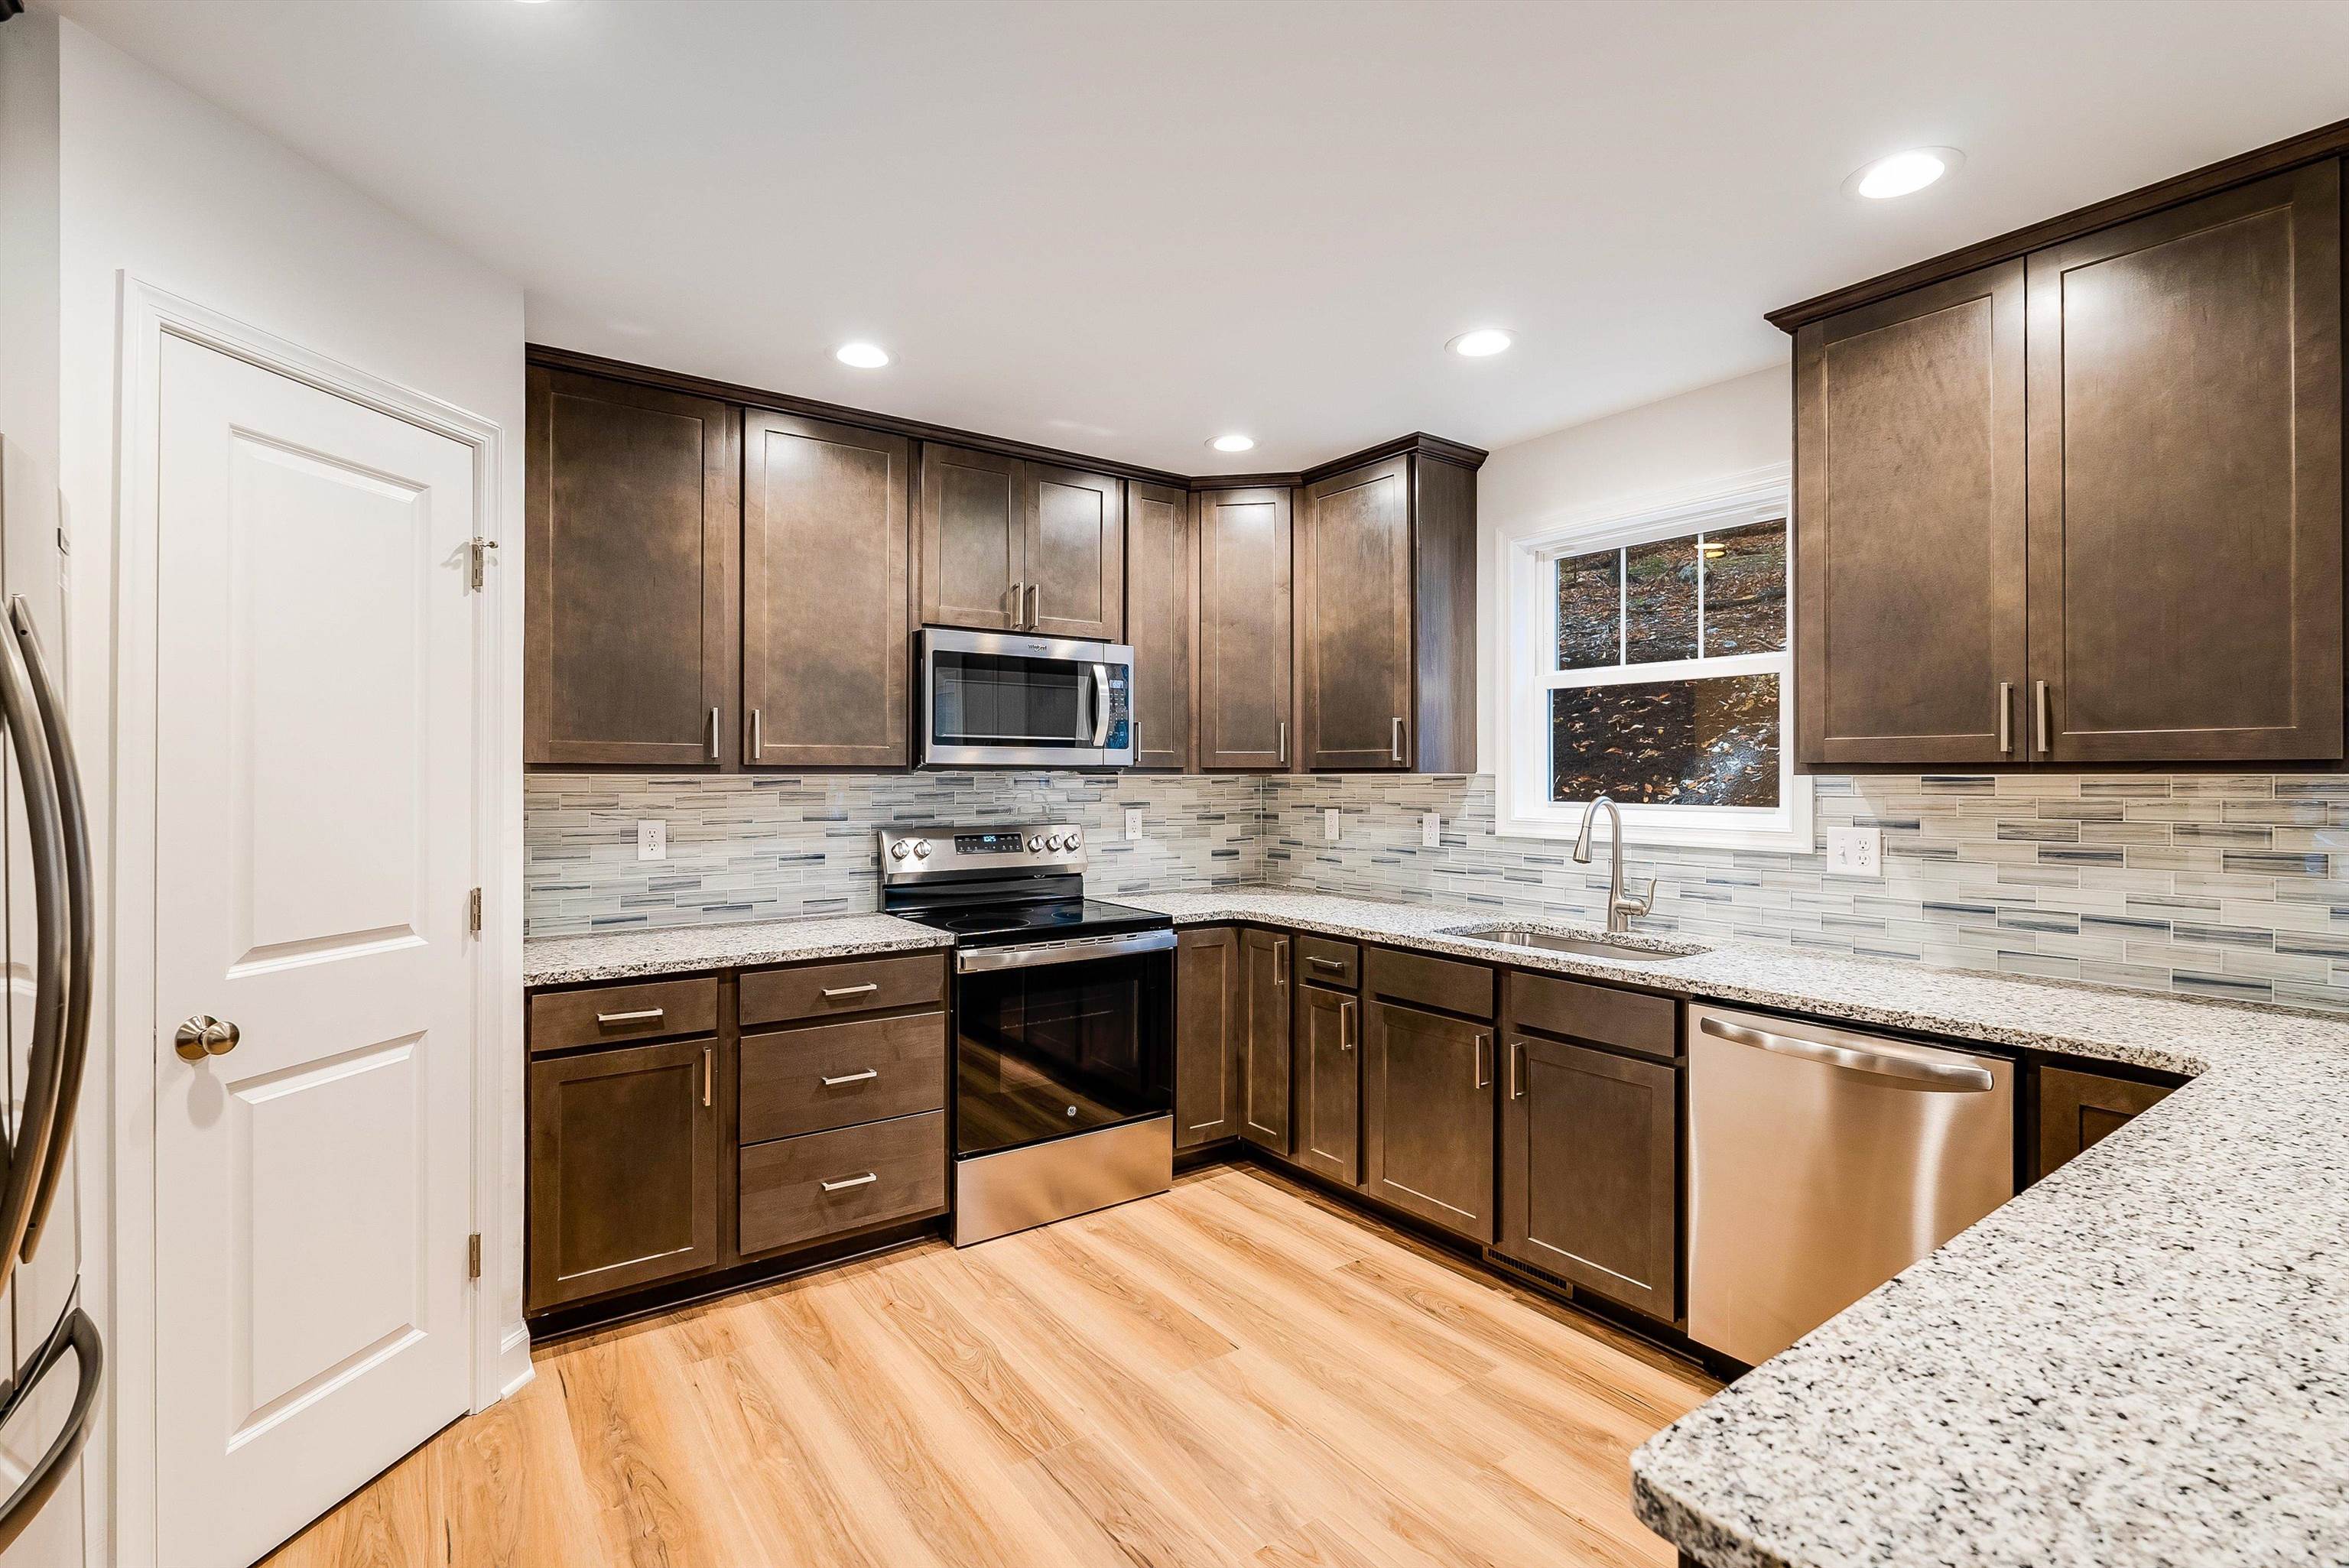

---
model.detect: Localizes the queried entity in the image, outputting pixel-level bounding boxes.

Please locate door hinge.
[469,886,483,933]
[468,537,498,591]
[467,1233,482,1280]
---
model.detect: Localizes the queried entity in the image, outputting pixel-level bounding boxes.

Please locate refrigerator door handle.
[11,597,89,1263]
[0,1301,102,1553]
[0,601,70,1291]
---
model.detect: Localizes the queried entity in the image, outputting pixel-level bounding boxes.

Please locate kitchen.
[0,2,2346,1565]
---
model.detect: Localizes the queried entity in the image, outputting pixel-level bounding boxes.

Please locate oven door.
[920,627,1133,768]
[954,931,1172,1159]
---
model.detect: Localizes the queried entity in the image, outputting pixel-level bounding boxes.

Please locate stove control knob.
[1028,835,1045,852]
[1044,833,1065,851]
[911,839,931,859]
[1064,831,1081,851]
[889,839,911,860]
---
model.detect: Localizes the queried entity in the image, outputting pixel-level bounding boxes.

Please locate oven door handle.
[957,928,1176,974]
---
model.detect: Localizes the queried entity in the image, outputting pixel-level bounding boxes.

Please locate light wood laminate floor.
[264,1165,1718,1568]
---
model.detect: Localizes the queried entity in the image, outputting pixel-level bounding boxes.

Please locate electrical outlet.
[1421,810,1441,848]
[636,819,668,862]
[1824,825,1883,878]
[1123,807,1143,842]
[1324,808,1341,843]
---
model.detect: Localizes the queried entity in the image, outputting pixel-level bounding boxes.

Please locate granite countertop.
[521,885,2349,1564]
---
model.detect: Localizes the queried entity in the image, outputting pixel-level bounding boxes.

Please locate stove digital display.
[954,832,1027,855]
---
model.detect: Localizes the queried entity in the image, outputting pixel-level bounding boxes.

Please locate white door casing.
[150,333,477,1568]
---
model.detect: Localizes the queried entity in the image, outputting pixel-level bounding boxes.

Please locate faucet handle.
[1620,877,1656,915]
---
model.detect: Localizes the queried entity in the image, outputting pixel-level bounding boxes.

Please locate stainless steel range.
[879,823,1173,1245]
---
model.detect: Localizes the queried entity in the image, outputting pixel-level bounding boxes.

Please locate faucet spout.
[1572,796,1652,935]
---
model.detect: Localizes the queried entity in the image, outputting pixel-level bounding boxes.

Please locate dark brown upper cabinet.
[2024,164,2341,763]
[526,368,738,768]
[1195,486,1295,771]
[1794,261,2029,766]
[1124,481,1192,769]
[1298,452,1479,773]
[741,411,911,768]
[918,444,1125,639]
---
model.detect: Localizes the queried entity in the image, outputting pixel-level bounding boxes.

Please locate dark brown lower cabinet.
[527,1037,720,1312]
[1498,1035,1678,1321]
[2035,1064,2175,1181]
[1174,927,1244,1148]
[1240,929,1291,1153]
[1293,984,1360,1184]
[1363,999,1494,1242]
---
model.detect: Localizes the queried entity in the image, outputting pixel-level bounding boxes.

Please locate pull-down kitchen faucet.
[1572,795,1655,935]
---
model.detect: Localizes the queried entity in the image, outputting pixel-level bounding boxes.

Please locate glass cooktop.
[897,896,1170,945]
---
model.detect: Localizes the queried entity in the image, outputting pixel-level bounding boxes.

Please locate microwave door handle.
[1091,663,1111,747]
[0,1302,101,1553]
[0,602,68,1290]
[11,599,88,1263]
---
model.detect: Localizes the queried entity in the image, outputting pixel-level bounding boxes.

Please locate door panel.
[1196,488,1294,771]
[2026,164,2342,761]
[1795,261,2028,764]
[154,335,476,1568]
[1300,456,1412,770]
[1023,463,1123,640]
[1174,928,1242,1148]
[1239,929,1290,1152]
[526,368,736,766]
[1294,985,1360,1185]
[1124,482,1191,769]
[919,443,1022,631]
[1363,1000,1493,1242]
[742,411,911,766]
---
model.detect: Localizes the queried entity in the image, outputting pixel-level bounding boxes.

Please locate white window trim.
[1494,463,1814,852]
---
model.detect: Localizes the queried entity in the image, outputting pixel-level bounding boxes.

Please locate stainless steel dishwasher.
[1687,1003,2015,1366]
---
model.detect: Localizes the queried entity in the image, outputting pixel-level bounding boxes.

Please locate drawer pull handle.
[820,1068,880,1087]
[596,1008,664,1027]
[820,982,880,1000]
[820,1172,879,1193]
[1307,956,1344,972]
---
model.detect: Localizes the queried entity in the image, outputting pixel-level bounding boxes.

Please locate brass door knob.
[174,1014,240,1062]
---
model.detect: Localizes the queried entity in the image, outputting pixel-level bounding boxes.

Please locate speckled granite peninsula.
[522,885,2349,1566]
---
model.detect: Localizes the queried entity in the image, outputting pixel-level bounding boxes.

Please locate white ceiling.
[42,0,2349,474]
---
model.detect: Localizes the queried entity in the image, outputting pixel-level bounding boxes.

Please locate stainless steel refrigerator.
[0,434,99,1558]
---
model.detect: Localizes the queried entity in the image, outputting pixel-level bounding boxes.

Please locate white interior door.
[151,333,478,1568]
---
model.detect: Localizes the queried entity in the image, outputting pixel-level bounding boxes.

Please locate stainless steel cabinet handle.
[1275,937,1288,988]
[1277,719,1288,765]
[1509,1038,1525,1101]
[749,706,764,762]
[1340,999,1355,1052]
[2034,680,2052,755]
[1307,956,1344,972]
[1009,579,1025,627]
[596,1007,664,1027]
[1473,1032,1492,1090]
[1027,583,1041,628]
[820,1068,880,1086]
[1698,1014,1996,1091]
[707,706,720,761]
[820,982,880,1000]
[1391,716,1404,765]
[1997,681,2013,755]
[820,1172,879,1193]
[702,1045,713,1107]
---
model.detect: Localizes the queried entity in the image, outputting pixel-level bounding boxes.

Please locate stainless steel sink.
[1436,923,1708,962]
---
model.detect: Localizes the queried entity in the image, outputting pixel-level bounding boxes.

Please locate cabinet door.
[1293,985,1360,1184]
[2034,1065,2173,1182]
[1794,261,2028,765]
[1174,927,1243,1148]
[918,443,1023,631]
[1125,481,1192,769]
[1300,456,1413,770]
[1022,461,1125,640]
[1499,1036,1677,1322]
[1363,1000,1494,1242]
[2026,164,2342,762]
[527,1038,718,1312]
[1239,929,1291,1153]
[742,411,911,767]
[526,368,737,767]
[1196,487,1295,770]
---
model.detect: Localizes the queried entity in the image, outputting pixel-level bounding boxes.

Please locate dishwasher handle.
[1698,1014,1996,1092]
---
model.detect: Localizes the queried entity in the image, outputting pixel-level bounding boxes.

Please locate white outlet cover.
[1324,808,1341,843]
[1421,810,1441,848]
[636,819,668,862]
[1824,825,1883,878]
[1124,807,1143,842]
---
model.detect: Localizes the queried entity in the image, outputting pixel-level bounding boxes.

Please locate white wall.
[0,11,60,469]
[1473,365,1789,771]
[47,19,529,1560]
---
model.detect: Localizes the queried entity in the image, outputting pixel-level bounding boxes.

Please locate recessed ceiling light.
[1447,328,1514,359]
[1845,147,1964,200]
[834,342,890,368]
[1208,433,1256,453]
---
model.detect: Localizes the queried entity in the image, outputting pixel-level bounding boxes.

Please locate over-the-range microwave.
[917,626,1136,768]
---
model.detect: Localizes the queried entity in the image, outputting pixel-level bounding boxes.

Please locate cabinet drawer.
[529,976,718,1055]
[739,953,946,1026]
[1366,946,1493,1020]
[738,1112,947,1256]
[1509,972,1678,1062]
[739,1011,947,1143]
[1296,935,1360,989]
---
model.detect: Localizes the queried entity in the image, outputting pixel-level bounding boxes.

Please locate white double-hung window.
[1494,469,1811,849]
